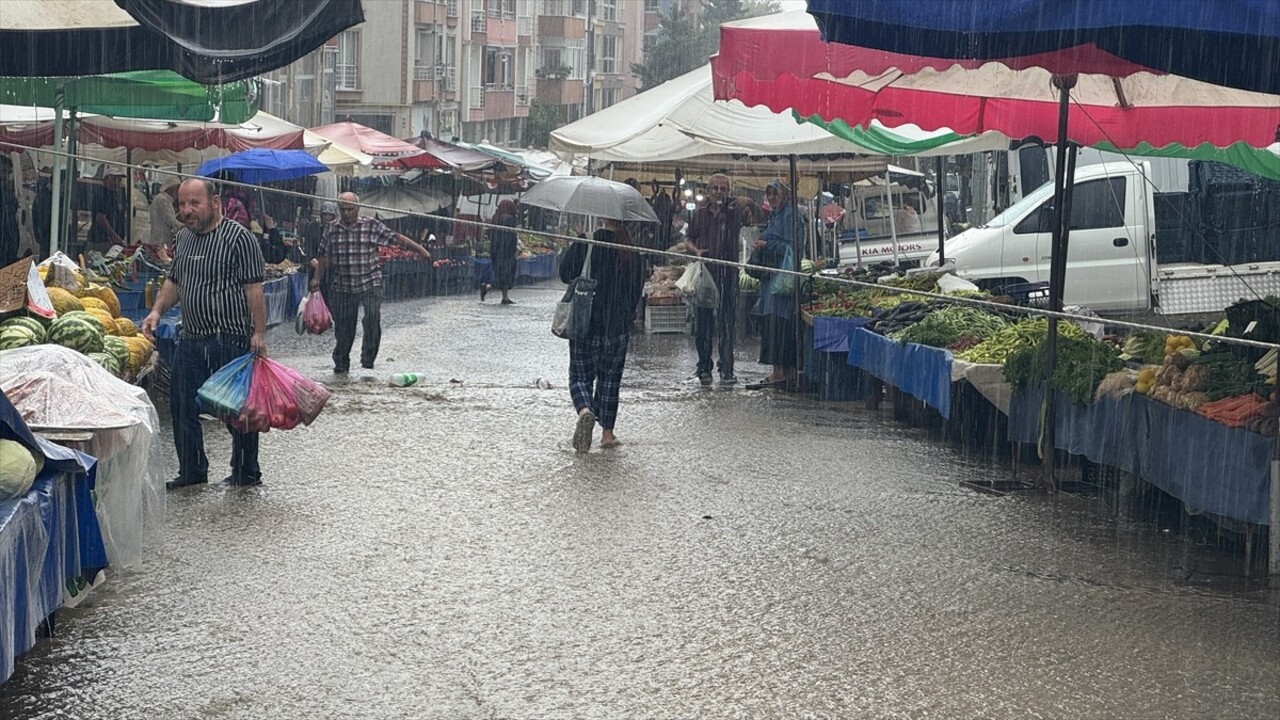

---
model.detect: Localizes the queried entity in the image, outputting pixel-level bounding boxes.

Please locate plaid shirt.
[319,216,400,293]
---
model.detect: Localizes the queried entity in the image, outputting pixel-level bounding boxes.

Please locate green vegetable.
[955,317,1088,364]
[1003,333,1125,406]
[890,305,1009,348]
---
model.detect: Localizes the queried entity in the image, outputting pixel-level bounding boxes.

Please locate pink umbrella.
[310,121,445,170]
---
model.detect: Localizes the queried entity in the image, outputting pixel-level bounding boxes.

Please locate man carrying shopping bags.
[685,173,756,386]
[142,178,268,489]
[311,192,431,373]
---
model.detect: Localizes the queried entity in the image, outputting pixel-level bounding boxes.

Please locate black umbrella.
[0,0,365,83]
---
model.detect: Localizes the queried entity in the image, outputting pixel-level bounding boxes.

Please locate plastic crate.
[1000,282,1050,308]
[645,303,689,334]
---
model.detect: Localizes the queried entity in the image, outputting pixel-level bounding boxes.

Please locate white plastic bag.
[937,272,980,295]
[675,261,719,308]
[295,293,309,335]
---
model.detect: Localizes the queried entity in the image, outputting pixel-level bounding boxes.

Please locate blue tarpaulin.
[806,0,1280,94]
[1008,388,1273,525]
[812,317,868,353]
[846,327,953,418]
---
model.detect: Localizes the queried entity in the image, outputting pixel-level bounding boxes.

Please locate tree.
[633,0,782,91]
[523,100,562,149]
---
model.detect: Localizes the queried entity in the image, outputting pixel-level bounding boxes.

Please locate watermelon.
[87,352,122,376]
[102,336,130,370]
[59,310,105,334]
[0,317,47,343]
[48,316,105,354]
[0,325,40,351]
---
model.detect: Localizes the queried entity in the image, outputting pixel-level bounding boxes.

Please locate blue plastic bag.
[196,352,254,420]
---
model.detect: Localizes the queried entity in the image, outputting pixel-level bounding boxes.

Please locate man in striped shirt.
[143,178,268,490]
[311,191,430,373]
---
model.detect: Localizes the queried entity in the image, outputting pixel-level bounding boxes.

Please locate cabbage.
[0,439,42,500]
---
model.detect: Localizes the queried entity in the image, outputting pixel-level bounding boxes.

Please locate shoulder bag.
[552,245,597,340]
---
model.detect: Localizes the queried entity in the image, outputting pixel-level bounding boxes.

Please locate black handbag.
[552,246,596,340]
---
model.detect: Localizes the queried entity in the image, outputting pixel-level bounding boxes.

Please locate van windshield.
[981,180,1056,229]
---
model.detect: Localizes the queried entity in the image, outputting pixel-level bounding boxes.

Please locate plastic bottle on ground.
[389,372,424,387]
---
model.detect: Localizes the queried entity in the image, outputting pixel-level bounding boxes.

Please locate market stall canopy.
[806,0,1280,95]
[712,11,1280,150]
[310,121,445,170]
[455,141,556,181]
[0,0,365,84]
[0,70,258,123]
[361,183,453,220]
[407,135,502,173]
[550,64,1006,168]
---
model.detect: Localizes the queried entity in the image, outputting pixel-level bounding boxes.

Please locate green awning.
[800,111,1280,182]
[0,70,258,123]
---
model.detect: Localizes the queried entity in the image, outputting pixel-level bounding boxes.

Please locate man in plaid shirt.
[312,192,431,373]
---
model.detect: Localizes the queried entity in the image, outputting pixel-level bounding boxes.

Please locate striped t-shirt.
[169,217,265,339]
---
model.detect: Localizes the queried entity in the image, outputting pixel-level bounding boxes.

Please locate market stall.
[0,390,108,685]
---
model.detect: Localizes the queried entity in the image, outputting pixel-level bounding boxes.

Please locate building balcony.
[415,0,447,25]
[535,77,584,107]
[538,15,586,39]
[414,78,437,102]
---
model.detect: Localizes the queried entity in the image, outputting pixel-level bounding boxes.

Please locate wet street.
[3,284,1279,719]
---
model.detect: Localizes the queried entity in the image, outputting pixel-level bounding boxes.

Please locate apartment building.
[267,0,644,147]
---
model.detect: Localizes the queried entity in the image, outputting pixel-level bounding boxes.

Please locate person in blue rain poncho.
[748,180,799,389]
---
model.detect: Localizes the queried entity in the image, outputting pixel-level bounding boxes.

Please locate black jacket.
[559,229,644,337]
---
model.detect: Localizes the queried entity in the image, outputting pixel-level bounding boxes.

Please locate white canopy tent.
[548,64,1009,176]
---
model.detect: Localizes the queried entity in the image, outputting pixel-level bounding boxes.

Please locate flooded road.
[3,285,1279,719]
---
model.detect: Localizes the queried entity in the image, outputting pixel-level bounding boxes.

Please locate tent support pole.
[789,154,803,387]
[1041,74,1078,493]
[935,156,946,262]
[48,96,65,256]
[58,109,80,262]
[1271,365,1280,575]
[885,170,898,266]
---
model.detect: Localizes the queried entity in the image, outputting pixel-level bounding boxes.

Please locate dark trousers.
[170,335,260,483]
[568,333,630,430]
[330,287,383,370]
[694,277,738,376]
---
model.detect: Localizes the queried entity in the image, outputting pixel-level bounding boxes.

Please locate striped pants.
[568,333,631,431]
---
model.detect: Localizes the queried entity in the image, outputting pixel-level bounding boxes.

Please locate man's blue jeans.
[694,278,738,377]
[170,334,261,483]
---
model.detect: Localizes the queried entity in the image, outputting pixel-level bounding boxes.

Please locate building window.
[336,30,360,90]
[484,47,513,88]
[601,0,617,22]
[415,27,436,78]
[644,0,660,10]
[602,87,616,108]
[600,34,617,74]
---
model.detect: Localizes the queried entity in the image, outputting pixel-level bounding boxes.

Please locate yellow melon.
[114,317,138,337]
[79,296,110,313]
[90,285,121,317]
[46,287,84,315]
[85,309,119,336]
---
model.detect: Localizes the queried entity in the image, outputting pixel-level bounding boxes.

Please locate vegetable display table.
[1008,388,1273,526]
[846,326,954,418]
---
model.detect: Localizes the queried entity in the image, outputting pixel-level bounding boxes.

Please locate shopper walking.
[142,178,267,489]
[685,173,754,386]
[749,180,800,389]
[559,219,645,452]
[481,199,520,304]
[312,192,431,373]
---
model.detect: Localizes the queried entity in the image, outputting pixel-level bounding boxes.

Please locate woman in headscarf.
[482,199,520,304]
[558,218,645,452]
[749,180,799,388]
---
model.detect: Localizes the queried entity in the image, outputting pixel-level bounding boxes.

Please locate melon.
[47,286,84,315]
[84,309,119,336]
[59,311,105,335]
[79,296,110,313]
[114,317,138,337]
[102,335,130,371]
[87,352,122,376]
[79,284,122,317]
[0,317,47,343]
[0,325,41,351]
[48,316,104,354]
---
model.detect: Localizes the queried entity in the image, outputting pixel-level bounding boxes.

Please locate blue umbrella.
[197,148,329,186]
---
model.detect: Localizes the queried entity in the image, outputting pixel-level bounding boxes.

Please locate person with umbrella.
[558,217,645,452]
[311,192,431,373]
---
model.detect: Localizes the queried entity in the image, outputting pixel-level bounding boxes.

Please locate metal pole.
[1272,363,1280,575]
[1041,74,1077,492]
[935,155,946,263]
[885,170,898,266]
[58,109,80,261]
[48,97,65,256]
[789,155,802,385]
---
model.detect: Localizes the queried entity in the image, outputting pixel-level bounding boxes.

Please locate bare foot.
[600,432,622,448]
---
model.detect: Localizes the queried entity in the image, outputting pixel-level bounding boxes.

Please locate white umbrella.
[519,176,659,223]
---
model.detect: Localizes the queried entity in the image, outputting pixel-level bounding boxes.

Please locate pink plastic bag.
[303,291,332,335]
[231,357,331,432]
